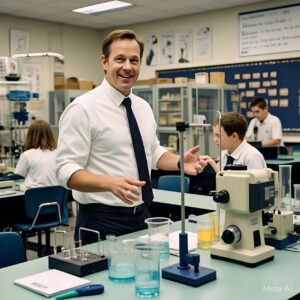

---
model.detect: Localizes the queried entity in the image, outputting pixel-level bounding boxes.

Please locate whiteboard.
[239,4,300,56]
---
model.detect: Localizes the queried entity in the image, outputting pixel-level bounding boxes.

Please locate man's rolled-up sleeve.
[55,104,91,188]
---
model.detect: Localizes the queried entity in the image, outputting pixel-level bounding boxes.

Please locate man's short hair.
[250,97,267,109]
[214,112,248,141]
[102,29,144,59]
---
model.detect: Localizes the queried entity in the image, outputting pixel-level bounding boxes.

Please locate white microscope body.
[210,169,276,267]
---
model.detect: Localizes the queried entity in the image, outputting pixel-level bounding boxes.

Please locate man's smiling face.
[101,38,141,96]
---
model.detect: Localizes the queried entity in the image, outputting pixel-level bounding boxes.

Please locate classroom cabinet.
[49,90,86,126]
[132,85,156,112]
[154,83,239,154]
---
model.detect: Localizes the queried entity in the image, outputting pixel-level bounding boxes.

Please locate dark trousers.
[74,203,151,244]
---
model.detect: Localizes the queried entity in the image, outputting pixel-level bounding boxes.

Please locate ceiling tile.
[0,0,275,30]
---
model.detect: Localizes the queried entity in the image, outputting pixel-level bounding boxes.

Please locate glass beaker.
[145,217,171,260]
[279,165,292,211]
[197,212,216,249]
[135,243,160,298]
[106,234,135,283]
[293,184,300,225]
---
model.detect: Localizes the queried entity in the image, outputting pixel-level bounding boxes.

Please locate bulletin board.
[157,58,300,132]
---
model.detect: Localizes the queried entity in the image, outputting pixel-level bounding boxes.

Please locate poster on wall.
[144,34,158,66]
[195,26,212,60]
[239,4,300,56]
[160,31,175,65]
[177,29,193,63]
[10,29,30,56]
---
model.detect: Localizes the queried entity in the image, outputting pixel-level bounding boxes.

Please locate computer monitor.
[248,141,262,148]
[255,146,278,160]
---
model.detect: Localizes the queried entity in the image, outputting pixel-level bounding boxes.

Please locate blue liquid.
[159,241,169,260]
[108,259,135,283]
[135,270,160,298]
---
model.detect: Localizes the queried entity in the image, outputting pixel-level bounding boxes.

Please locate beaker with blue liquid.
[135,243,160,298]
[106,234,135,283]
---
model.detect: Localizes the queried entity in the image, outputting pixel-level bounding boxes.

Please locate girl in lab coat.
[15,120,59,188]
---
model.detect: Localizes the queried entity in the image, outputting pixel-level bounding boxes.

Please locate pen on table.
[55,284,104,300]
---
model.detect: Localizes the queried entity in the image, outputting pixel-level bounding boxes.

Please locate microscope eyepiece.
[213,190,230,203]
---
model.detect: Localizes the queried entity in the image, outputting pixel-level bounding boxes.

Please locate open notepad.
[169,231,198,256]
[14,269,90,297]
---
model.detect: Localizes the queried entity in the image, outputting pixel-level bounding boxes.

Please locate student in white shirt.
[15,120,58,188]
[56,29,207,243]
[203,112,266,172]
[246,97,283,146]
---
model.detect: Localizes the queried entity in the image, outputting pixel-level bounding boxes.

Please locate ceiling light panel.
[73,1,133,15]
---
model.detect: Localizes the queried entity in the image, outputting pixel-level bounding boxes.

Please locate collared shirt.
[15,148,58,188]
[56,78,167,206]
[246,113,283,145]
[219,139,267,170]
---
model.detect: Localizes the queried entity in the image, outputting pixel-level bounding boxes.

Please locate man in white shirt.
[203,112,266,172]
[246,97,283,146]
[56,29,206,243]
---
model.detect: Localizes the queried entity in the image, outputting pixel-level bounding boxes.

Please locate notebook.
[0,190,17,196]
[14,269,90,297]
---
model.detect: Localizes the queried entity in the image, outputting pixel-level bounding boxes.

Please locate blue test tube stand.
[161,122,217,286]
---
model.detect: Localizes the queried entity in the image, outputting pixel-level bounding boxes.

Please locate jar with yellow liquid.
[197,212,216,249]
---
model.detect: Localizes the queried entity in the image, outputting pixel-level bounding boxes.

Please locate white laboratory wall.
[0,14,103,121]
[0,14,103,84]
[100,0,300,80]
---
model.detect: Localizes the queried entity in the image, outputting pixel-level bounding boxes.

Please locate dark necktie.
[226,155,234,165]
[123,97,153,206]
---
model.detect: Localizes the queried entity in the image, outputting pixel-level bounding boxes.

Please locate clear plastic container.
[145,217,171,260]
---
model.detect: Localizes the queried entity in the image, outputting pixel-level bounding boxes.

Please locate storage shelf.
[0,81,30,85]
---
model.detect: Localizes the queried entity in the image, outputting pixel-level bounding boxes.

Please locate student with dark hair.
[245,97,283,146]
[203,112,266,172]
[15,120,58,188]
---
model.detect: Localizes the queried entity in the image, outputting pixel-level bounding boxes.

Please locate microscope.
[210,169,276,267]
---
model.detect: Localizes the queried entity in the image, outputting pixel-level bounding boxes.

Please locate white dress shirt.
[220,139,266,170]
[15,148,58,188]
[56,78,167,206]
[246,113,283,145]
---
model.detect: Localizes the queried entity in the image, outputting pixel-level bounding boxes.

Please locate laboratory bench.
[0,219,299,300]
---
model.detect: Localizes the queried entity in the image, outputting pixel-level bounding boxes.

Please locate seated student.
[15,120,58,188]
[203,112,266,172]
[245,97,283,146]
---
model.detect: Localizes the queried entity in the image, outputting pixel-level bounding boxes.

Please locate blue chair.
[12,185,69,257]
[0,232,27,268]
[157,175,190,193]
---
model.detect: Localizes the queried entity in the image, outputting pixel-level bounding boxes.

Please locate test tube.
[71,240,82,260]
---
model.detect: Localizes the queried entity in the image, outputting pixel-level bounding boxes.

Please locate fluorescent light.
[73,1,133,15]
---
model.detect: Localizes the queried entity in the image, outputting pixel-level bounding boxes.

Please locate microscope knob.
[222,225,241,244]
[213,190,229,203]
